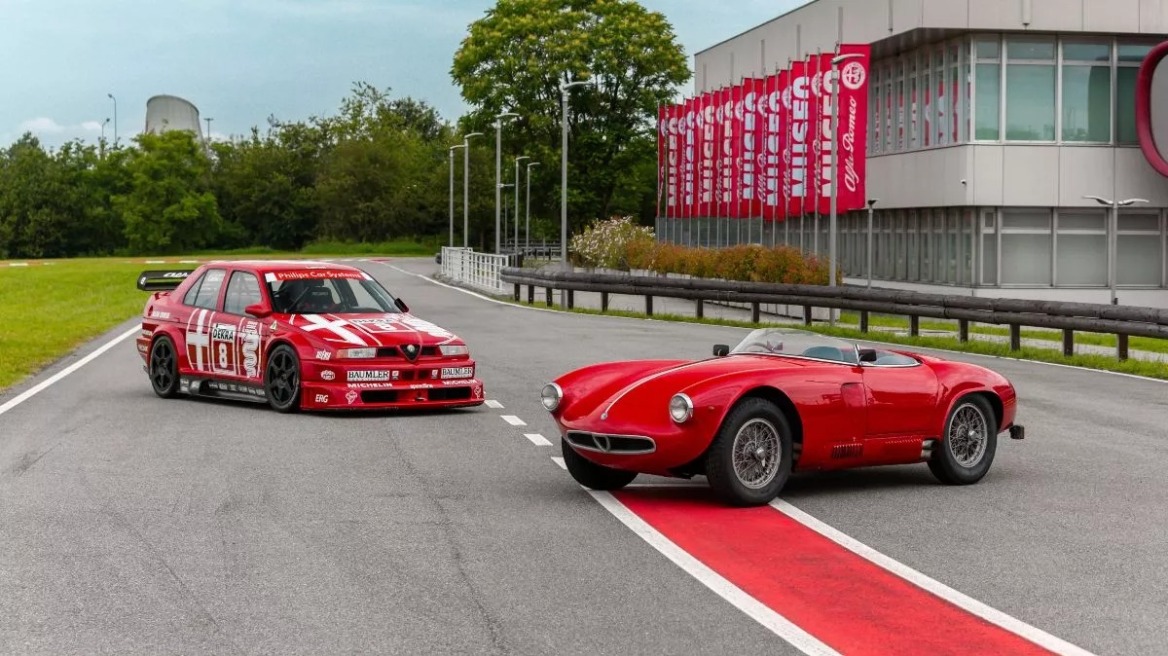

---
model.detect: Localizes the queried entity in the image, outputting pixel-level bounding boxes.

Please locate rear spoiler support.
[137,269,194,292]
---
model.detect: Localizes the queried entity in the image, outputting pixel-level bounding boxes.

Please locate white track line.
[551,456,566,469]
[501,415,526,427]
[524,433,552,446]
[0,326,139,419]
[589,491,840,655]
[380,263,1168,387]
[770,499,1096,656]
[485,399,504,409]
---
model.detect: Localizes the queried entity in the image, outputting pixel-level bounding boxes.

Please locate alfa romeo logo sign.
[841,62,867,90]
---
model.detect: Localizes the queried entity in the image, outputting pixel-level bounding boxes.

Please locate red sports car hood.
[282,312,460,349]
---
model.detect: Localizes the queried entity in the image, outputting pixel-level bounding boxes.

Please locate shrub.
[569,215,656,270]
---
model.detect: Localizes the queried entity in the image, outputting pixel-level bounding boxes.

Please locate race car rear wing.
[137,269,194,292]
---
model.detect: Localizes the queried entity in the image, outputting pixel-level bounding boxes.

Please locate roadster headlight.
[669,393,694,423]
[440,344,469,356]
[541,383,563,411]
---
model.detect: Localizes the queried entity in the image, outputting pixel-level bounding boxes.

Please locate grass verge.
[501,298,1168,381]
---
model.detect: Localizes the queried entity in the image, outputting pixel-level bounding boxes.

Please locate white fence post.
[439,246,508,295]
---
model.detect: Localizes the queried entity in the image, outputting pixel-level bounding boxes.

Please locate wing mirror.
[713,344,730,357]
[394,298,410,313]
[245,302,272,318]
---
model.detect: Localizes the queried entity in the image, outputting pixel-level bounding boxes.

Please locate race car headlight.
[669,393,694,423]
[339,347,377,359]
[439,344,469,356]
[541,383,563,412]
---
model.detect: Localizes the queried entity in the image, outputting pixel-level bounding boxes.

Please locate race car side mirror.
[245,302,272,319]
[395,298,410,313]
[713,344,730,357]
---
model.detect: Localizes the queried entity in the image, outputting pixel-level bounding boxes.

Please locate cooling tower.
[143,95,203,139]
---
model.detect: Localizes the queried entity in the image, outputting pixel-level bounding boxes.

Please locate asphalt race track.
[1,256,1166,655]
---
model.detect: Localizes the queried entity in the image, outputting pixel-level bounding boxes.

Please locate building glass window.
[1061,40,1111,142]
[919,210,932,282]
[896,212,907,278]
[974,37,1001,140]
[1116,43,1152,145]
[1005,38,1056,141]
[910,55,920,149]
[1055,211,1106,286]
[961,209,975,284]
[870,67,882,154]
[1001,209,1053,285]
[981,210,998,285]
[884,62,895,153]
[907,211,920,281]
[1117,211,1161,285]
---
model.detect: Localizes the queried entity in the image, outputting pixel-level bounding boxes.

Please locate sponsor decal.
[210,323,235,341]
[408,384,435,390]
[441,367,474,380]
[315,394,329,404]
[345,382,395,389]
[206,380,265,398]
[150,310,171,319]
[316,350,332,360]
[391,370,401,380]
[348,370,389,382]
[137,343,148,353]
[269,270,364,281]
[473,383,484,398]
[345,390,359,405]
[320,370,336,381]
[240,321,260,379]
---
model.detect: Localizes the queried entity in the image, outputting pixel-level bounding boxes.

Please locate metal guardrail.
[499,267,1168,361]
[498,241,562,259]
[440,247,510,295]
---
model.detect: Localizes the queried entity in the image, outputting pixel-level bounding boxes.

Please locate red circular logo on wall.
[1137,41,1168,177]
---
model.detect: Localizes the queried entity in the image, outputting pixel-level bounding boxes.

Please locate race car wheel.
[148,335,180,398]
[264,344,301,413]
[561,438,638,490]
[705,397,793,506]
[929,394,998,485]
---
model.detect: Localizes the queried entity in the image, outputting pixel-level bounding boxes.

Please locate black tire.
[264,344,301,413]
[705,397,793,506]
[929,394,998,485]
[561,438,638,490]
[148,335,180,398]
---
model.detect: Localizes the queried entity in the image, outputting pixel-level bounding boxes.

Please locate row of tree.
[0,0,690,259]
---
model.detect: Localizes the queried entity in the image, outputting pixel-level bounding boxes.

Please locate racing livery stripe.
[611,489,1062,656]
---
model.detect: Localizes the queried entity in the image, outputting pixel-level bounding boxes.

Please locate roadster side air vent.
[831,443,864,459]
[565,431,656,455]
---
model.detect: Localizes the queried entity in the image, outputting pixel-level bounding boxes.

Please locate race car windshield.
[731,328,860,365]
[266,273,401,315]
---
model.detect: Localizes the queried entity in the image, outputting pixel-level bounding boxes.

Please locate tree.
[451,0,689,239]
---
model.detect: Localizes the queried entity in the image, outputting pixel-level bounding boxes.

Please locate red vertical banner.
[657,104,666,217]
[700,92,716,218]
[666,103,682,218]
[812,52,831,216]
[736,78,762,219]
[833,43,872,212]
[780,61,793,221]
[785,60,809,218]
[683,97,698,218]
[718,87,736,218]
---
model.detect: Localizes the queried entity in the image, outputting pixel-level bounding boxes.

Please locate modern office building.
[685,0,1168,306]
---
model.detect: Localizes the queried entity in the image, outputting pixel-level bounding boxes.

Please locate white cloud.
[19,117,65,133]
[80,120,103,132]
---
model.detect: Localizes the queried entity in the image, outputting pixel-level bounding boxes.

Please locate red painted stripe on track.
[613,488,1054,656]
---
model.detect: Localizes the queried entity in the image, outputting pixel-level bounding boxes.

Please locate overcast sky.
[0,0,812,149]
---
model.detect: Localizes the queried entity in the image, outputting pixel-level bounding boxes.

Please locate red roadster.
[135,260,484,412]
[542,328,1024,506]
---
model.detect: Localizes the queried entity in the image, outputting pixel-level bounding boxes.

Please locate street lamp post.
[526,162,541,254]
[560,77,593,265]
[463,132,484,247]
[866,199,878,288]
[449,144,467,247]
[1084,195,1149,305]
[107,93,118,146]
[494,111,519,254]
[828,51,865,295]
[204,117,213,142]
[513,156,530,255]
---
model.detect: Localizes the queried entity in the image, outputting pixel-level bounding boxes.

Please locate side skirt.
[179,376,268,403]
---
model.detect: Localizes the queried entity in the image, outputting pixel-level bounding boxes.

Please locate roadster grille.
[565,431,656,455]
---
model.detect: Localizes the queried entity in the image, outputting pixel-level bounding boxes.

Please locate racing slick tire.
[705,397,793,507]
[929,394,998,485]
[264,344,302,413]
[148,335,181,399]
[561,438,638,490]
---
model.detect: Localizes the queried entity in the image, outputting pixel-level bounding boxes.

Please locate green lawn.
[0,244,437,393]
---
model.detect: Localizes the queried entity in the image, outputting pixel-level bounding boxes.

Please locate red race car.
[541,328,1024,506]
[135,260,484,412]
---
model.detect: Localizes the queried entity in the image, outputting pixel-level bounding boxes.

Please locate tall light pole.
[828,51,864,291]
[1084,195,1149,305]
[866,199,878,288]
[463,132,484,247]
[526,161,541,254]
[560,77,593,264]
[204,117,213,142]
[107,93,118,146]
[449,144,467,247]
[513,155,530,254]
[494,111,519,253]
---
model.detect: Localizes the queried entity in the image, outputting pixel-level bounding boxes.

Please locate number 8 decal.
[218,342,228,369]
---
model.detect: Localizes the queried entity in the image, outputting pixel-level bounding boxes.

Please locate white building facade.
[690,0,1168,306]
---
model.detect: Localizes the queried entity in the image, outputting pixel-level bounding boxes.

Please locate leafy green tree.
[114,130,229,254]
[451,0,689,240]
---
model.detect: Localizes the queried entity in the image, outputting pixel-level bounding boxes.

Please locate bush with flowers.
[569,217,836,285]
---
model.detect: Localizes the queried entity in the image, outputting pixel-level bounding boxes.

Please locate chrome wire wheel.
[947,402,989,467]
[266,348,299,408]
[731,418,782,489]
